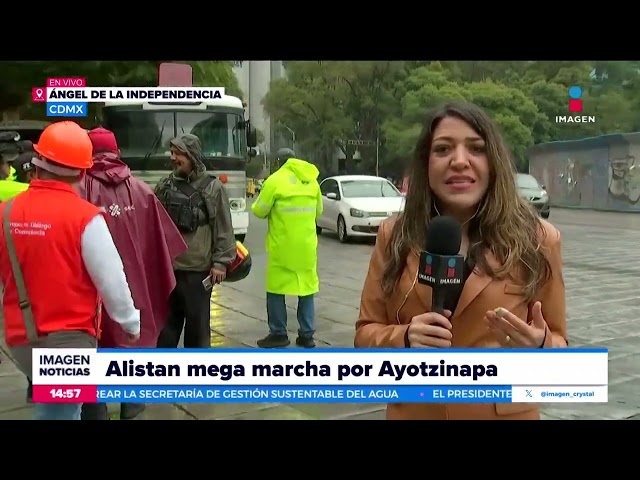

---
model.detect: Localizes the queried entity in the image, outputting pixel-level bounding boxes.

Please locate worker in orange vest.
[0,121,141,421]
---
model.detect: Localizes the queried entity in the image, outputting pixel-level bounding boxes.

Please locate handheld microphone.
[418,216,465,315]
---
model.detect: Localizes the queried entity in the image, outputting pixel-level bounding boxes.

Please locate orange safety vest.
[0,180,103,347]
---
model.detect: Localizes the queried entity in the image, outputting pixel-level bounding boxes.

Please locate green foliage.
[262,61,640,175]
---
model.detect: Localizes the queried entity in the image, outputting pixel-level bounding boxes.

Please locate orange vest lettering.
[0,180,103,346]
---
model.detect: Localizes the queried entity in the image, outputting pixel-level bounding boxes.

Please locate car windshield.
[341,180,401,198]
[517,174,541,189]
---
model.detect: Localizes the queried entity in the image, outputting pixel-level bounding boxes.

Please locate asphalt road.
[1,207,640,420]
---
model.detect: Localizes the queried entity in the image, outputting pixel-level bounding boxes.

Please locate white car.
[316,175,405,243]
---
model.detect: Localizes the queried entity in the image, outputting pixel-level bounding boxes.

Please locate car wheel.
[316,225,322,235]
[235,234,246,242]
[541,211,550,219]
[337,215,349,243]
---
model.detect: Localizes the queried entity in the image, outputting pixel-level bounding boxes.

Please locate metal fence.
[528,132,640,213]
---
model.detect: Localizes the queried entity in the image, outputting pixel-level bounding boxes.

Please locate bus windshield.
[177,112,245,158]
[102,109,246,159]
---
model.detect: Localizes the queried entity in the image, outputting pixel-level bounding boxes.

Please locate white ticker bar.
[512,385,607,403]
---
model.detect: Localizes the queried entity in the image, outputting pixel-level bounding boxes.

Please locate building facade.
[233,61,285,154]
[528,132,640,212]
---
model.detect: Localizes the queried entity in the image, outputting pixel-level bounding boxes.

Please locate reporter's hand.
[407,310,453,348]
[485,302,547,348]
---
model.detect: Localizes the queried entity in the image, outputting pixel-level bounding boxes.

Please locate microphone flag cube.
[418,252,465,287]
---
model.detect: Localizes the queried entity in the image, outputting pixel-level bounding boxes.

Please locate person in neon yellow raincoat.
[0,139,37,201]
[252,148,322,349]
[0,157,28,201]
[0,146,18,182]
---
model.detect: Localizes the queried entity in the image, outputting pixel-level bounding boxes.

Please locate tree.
[263,60,640,174]
[262,62,352,174]
[383,65,542,170]
[263,61,410,175]
[189,62,242,97]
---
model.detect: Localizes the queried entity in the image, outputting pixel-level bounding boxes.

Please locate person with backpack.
[154,134,236,349]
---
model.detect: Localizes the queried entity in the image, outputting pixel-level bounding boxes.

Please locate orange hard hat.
[33,121,93,169]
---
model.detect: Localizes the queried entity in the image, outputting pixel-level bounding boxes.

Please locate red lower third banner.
[32,385,97,403]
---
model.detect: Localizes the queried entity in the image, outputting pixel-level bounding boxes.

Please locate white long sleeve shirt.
[80,214,140,335]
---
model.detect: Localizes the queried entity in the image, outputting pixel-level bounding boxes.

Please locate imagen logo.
[446,258,456,278]
[424,255,432,275]
[569,85,583,113]
[555,85,595,124]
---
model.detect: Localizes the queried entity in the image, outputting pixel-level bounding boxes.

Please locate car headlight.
[350,208,368,218]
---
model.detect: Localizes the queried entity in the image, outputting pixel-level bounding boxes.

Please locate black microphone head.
[426,216,462,255]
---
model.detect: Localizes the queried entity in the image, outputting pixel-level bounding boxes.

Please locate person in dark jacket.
[155,133,236,349]
[78,128,187,420]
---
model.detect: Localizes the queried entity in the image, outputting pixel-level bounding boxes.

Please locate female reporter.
[354,101,568,420]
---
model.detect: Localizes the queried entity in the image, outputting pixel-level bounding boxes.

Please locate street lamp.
[281,124,296,152]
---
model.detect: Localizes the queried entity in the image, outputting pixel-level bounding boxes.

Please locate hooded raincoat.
[155,134,237,272]
[252,158,322,296]
[78,151,188,348]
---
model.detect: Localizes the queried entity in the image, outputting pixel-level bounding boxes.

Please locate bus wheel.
[235,234,246,243]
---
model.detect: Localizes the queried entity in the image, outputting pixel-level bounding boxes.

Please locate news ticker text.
[32,385,608,404]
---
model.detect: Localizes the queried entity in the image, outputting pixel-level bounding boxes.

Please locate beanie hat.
[88,127,118,154]
[13,152,34,180]
[17,140,34,153]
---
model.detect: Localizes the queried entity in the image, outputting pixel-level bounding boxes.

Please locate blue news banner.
[46,102,88,117]
[96,385,515,404]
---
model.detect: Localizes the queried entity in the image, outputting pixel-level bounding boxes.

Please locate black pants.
[157,270,212,348]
